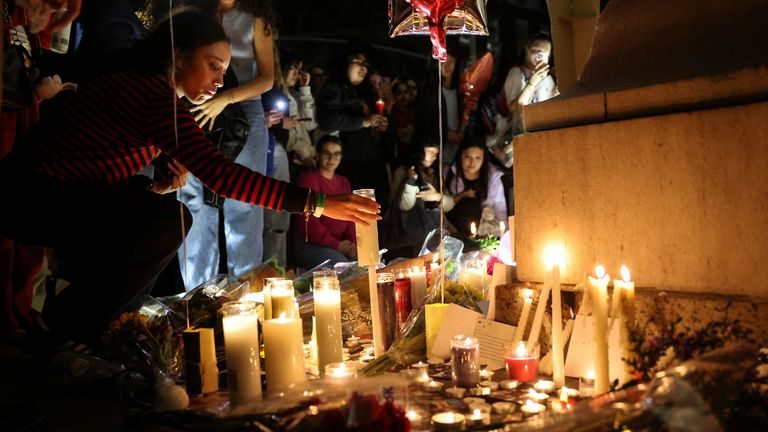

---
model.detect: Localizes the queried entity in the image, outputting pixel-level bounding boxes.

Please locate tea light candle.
[521,399,546,414]
[500,379,520,390]
[221,301,262,407]
[408,265,428,307]
[527,388,549,402]
[263,313,306,394]
[422,380,444,393]
[467,408,488,427]
[479,380,499,391]
[411,361,430,383]
[406,410,422,423]
[579,370,595,396]
[492,401,514,414]
[533,379,556,393]
[345,335,360,348]
[463,397,485,406]
[314,278,343,376]
[324,361,357,382]
[504,341,539,382]
[431,412,466,431]
[450,335,481,388]
[270,279,295,319]
[468,386,492,396]
[445,387,466,398]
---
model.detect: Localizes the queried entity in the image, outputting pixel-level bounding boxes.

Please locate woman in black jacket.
[316,47,391,211]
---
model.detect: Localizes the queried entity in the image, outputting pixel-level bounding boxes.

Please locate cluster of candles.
[505,243,636,394]
[219,271,350,407]
[374,266,428,352]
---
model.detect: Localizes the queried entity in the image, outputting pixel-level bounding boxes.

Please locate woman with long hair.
[445,135,507,238]
[178,0,277,290]
[0,11,378,348]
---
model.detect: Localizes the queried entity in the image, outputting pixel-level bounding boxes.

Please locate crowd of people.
[0,0,559,347]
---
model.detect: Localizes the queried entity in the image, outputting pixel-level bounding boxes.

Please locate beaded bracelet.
[304,189,316,242]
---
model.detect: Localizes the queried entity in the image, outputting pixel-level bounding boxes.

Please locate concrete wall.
[514,101,768,296]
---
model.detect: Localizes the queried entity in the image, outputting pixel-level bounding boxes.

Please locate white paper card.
[431,304,482,359]
[474,318,517,370]
[565,314,624,384]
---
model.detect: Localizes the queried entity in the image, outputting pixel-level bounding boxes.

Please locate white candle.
[263,313,306,394]
[614,265,636,382]
[588,265,611,394]
[541,244,566,387]
[512,288,533,345]
[221,301,261,407]
[526,275,552,352]
[353,189,379,266]
[270,279,295,319]
[262,277,284,320]
[470,222,477,237]
[408,265,427,307]
[460,259,486,294]
[313,279,344,375]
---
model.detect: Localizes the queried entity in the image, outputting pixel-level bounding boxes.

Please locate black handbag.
[201,69,249,209]
[2,1,35,112]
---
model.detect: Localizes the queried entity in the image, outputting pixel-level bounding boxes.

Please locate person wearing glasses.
[316,47,391,213]
[292,135,357,269]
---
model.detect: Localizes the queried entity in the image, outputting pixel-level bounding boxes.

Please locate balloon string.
[438,60,444,305]
[168,1,188,287]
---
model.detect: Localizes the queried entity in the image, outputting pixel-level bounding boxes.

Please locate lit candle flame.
[542,243,566,270]
[559,387,569,403]
[470,222,477,236]
[523,288,533,300]
[464,336,473,346]
[586,370,595,380]
[516,341,527,357]
[595,265,606,279]
[473,409,482,419]
[621,265,631,282]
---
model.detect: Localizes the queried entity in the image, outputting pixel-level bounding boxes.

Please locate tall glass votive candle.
[376,272,397,351]
[220,301,262,407]
[313,278,343,376]
[504,341,539,382]
[262,277,285,320]
[352,189,379,266]
[408,264,428,306]
[270,279,295,319]
[393,270,412,330]
[451,335,481,388]
[263,312,306,394]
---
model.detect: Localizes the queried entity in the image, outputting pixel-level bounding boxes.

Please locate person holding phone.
[501,32,559,136]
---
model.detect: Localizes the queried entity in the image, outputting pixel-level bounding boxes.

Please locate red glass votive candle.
[375,98,385,115]
[394,271,412,330]
[504,341,539,382]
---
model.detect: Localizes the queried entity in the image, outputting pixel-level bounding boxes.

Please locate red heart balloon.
[408,0,464,61]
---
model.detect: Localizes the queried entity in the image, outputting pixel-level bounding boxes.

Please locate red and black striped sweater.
[20,71,307,212]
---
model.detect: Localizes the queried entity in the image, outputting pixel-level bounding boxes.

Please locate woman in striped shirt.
[0,11,378,346]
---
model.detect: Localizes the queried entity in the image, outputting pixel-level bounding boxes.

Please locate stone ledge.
[522,66,768,132]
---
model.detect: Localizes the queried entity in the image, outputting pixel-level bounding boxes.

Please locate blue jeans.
[292,239,348,271]
[178,99,267,290]
[263,138,290,266]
